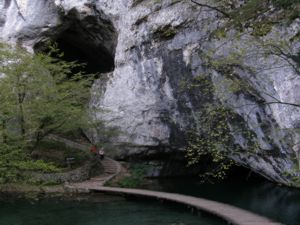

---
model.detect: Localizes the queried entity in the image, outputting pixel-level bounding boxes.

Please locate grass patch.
[117,164,147,188]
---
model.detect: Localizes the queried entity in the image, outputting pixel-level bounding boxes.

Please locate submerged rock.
[1,0,300,186]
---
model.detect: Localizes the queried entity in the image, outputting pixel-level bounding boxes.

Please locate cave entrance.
[34,8,117,76]
[224,164,267,182]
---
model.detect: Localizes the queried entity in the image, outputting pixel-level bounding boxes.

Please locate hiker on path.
[98,148,105,160]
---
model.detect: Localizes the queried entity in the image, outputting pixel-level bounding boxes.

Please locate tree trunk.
[19,103,26,140]
[1,119,7,143]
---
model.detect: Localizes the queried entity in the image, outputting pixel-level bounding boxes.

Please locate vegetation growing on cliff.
[185,105,236,180]
[186,0,300,183]
[192,0,300,25]
[184,74,259,181]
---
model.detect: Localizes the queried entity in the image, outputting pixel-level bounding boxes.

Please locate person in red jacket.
[90,145,97,155]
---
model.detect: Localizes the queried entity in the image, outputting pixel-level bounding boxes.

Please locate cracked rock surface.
[1,0,300,185]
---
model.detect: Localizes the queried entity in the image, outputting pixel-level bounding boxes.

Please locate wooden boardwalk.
[72,157,122,188]
[55,136,283,225]
[67,159,283,225]
[76,186,283,225]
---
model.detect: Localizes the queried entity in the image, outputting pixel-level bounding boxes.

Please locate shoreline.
[0,183,90,200]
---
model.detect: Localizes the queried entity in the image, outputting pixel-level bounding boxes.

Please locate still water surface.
[151,178,300,225]
[1,178,299,225]
[0,195,225,225]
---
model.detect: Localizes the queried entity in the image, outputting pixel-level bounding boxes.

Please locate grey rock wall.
[1,0,300,185]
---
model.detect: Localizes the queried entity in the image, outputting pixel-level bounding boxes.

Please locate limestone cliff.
[1,0,300,186]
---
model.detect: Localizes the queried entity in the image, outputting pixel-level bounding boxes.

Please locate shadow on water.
[148,167,300,225]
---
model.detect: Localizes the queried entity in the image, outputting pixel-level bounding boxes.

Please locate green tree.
[0,43,93,183]
[0,43,92,149]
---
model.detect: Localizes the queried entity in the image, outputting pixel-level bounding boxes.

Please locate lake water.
[149,178,300,225]
[0,194,225,225]
[1,175,299,225]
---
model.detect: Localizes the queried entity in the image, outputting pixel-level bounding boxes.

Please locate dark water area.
[148,177,300,225]
[1,169,299,225]
[0,194,225,225]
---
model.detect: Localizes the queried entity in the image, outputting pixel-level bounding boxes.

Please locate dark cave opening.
[34,10,117,76]
[224,164,267,182]
[54,35,114,74]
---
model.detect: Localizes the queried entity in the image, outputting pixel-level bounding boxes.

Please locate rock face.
[1,0,300,185]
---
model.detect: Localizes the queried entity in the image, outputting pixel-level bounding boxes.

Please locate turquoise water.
[0,195,225,225]
[151,178,300,225]
[1,176,299,225]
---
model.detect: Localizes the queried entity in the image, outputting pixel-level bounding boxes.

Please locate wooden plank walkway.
[53,136,284,225]
[67,157,283,225]
[75,157,122,187]
[82,186,283,225]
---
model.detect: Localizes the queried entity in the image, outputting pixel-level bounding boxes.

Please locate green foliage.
[14,160,60,173]
[205,0,300,38]
[153,25,177,40]
[117,164,146,188]
[117,176,141,188]
[230,0,268,23]
[251,22,273,37]
[211,27,227,40]
[282,169,300,187]
[132,0,145,7]
[87,106,122,147]
[0,43,92,147]
[271,0,300,9]
[0,144,60,183]
[34,140,91,168]
[186,105,237,180]
[0,43,95,183]
[183,69,260,181]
